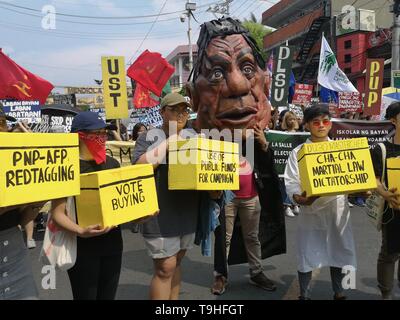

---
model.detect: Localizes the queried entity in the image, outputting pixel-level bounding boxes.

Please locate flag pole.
[317,32,325,100]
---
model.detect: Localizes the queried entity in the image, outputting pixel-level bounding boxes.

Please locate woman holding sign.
[51,112,123,300]
[284,104,356,300]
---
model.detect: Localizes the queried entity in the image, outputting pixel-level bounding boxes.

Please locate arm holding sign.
[133,132,180,169]
[284,144,319,207]
[376,178,400,209]
[254,124,269,152]
[51,198,114,238]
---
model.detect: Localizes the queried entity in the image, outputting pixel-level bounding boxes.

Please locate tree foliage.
[242,15,273,60]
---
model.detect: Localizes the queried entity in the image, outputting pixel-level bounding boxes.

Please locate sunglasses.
[311,119,331,127]
[165,106,190,116]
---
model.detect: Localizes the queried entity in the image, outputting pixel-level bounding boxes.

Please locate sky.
[0,0,276,91]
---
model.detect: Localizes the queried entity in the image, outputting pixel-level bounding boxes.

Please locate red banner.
[338,92,362,112]
[127,50,174,97]
[292,83,313,106]
[364,59,384,116]
[0,49,53,104]
[133,83,159,109]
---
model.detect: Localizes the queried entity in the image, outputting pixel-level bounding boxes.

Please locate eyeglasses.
[165,106,190,116]
[311,119,331,127]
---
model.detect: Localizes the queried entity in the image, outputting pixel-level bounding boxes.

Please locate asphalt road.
[28,206,398,300]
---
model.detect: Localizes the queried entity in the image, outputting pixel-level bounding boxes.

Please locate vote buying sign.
[0,133,80,207]
[297,137,377,197]
[75,164,159,228]
[168,137,239,190]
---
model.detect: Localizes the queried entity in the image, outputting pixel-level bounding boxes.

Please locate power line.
[231,0,250,16]
[0,19,185,40]
[0,6,183,25]
[18,62,99,72]
[0,0,218,20]
[236,0,260,19]
[0,22,186,41]
[51,0,174,9]
[127,0,169,65]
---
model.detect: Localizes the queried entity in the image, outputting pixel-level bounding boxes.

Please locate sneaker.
[131,223,140,233]
[333,293,347,300]
[27,239,36,249]
[211,275,227,295]
[292,205,300,215]
[249,272,277,291]
[284,207,295,218]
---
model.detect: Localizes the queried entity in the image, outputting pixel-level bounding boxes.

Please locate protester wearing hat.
[0,103,16,132]
[51,111,132,300]
[371,102,400,299]
[132,92,202,300]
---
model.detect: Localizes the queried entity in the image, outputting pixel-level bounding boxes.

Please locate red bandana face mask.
[78,131,107,164]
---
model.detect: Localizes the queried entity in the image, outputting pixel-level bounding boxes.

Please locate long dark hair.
[132,123,147,141]
[191,17,265,82]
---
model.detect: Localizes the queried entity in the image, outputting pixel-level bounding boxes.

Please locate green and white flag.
[318,36,358,93]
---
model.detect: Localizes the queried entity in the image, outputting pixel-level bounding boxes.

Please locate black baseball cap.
[385,102,400,120]
[0,103,16,122]
[71,111,117,133]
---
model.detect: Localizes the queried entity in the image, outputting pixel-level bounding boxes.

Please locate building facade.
[166,44,198,90]
[262,0,392,91]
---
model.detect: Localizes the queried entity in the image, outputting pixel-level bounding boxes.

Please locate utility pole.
[182,2,196,74]
[392,0,400,72]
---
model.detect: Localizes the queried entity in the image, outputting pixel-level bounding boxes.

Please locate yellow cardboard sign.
[75,164,158,227]
[168,137,240,190]
[297,137,377,197]
[0,133,80,207]
[101,56,129,120]
[387,158,400,195]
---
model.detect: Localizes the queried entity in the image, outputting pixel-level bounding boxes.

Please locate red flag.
[0,49,54,104]
[133,83,159,109]
[127,50,174,97]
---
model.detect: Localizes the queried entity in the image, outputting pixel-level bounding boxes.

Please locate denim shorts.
[143,233,195,259]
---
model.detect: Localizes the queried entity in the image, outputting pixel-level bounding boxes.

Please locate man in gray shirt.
[132,92,200,300]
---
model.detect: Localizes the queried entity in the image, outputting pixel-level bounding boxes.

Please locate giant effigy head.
[187,17,271,134]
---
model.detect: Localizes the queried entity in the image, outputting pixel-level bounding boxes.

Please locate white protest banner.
[140,105,163,128]
[338,92,362,112]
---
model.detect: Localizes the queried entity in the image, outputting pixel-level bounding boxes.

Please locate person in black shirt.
[371,102,400,299]
[52,112,125,300]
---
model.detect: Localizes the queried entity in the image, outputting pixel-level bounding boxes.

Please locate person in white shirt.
[284,103,357,300]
